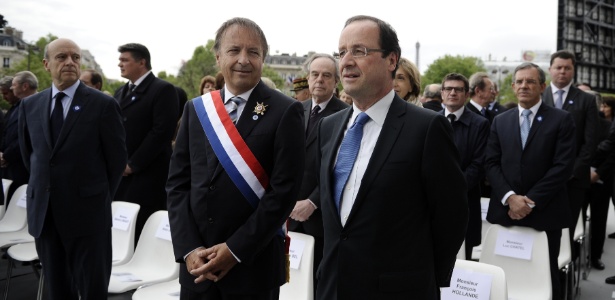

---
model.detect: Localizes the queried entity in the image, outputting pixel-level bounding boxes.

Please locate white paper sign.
[494,228,535,260]
[155,216,172,241]
[441,268,493,300]
[288,238,306,270]
[17,192,27,208]
[480,198,489,221]
[112,207,137,231]
[112,272,142,282]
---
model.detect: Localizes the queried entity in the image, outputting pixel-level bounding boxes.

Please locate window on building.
[3,57,9,68]
[2,40,11,47]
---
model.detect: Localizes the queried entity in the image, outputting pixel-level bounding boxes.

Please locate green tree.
[497,74,516,105]
[4,35,57,90]
[421,55,486,91]
[261,65,284,89]
[176,40,218,99]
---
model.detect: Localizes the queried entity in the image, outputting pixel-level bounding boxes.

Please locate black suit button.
[123,117,128,122]
[208,218,214,224]
[209,185,216,191]
[340,234,348,240]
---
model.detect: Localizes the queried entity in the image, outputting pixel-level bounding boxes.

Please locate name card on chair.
[494,228,534,260]
[289,238,306,270]
[17,192,27,208]
[155,217,172,241]
[112,207,137,231]
[441,268,493,300]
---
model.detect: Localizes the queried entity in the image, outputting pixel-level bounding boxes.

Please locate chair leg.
[2,258,14,300]
[36,268,44,300]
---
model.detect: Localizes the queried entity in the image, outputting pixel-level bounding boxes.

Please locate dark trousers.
[35,211,112,300]
[180,285,279,300]
[546,229,562,300]
[586,181,612,260]
[567,184,585,259]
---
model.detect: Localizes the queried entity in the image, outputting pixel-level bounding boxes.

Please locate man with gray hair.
[1,71,38,201]
[466,72,494,123]
[422,83,443,111]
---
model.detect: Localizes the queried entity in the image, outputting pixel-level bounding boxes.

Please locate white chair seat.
[131,279,180,300]
[0,185,28,233]
[7,242,38,262]
[280,231,315,300]
[108,211,178,294]
[442,259,508,300]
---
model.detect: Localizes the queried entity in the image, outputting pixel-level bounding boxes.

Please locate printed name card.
[112,206,138,231]
[441,268,493,300]
[17,192,27,208]
[155,216,172,241]
[112,272,142,282]
[494,228,535,260]
[288,238,306,270]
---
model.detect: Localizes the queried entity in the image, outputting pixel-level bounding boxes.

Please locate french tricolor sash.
[194,90,290,282]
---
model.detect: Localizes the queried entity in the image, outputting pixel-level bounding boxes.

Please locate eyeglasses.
[334,47,385,59]
[442,87,466,93]
[514,79,539,85]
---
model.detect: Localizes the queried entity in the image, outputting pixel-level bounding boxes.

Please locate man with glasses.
[316,15,468,299]
[486,62,576,300]
[441,73,490,261]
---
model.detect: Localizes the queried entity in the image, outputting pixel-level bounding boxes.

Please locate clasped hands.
[507,194,535,220]
[185,242,238,284]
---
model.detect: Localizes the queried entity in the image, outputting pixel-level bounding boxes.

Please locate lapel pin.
[568,100,574,105]
[253,102,268,115]
[73,106,81,111]
[252,115,259,120]
[131,96,136,101]
[537,116,543,122]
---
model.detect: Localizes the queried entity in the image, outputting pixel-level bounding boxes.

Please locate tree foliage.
[421,55,486,91]
[175,40,218,99]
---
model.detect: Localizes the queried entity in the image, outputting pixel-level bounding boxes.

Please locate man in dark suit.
[486,62,576,300]
[1,71,37,202]
[488,82,507,116]
[288,52,348,292]
[541,50,598,249]
[466,72,495,123]
[422,83,444,112]
[18,38,126,300]
[113,43,179,244]
[316,15,467,299]
[166,18,305,300]
[441,73,490,261]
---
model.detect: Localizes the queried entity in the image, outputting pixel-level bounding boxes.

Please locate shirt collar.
[52,81,80,99]
[131,71,152,87]
[518,99,543,117]
[350,90,395,127]
[550,82,572,95]
[224,86,256,103]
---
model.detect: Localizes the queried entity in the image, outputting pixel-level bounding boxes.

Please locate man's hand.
[123,164,133,176]
[507,194,534,220]
[185,247,206,273]
[190,243,238,283]
[289,199,316,222]
[591,170,600,184]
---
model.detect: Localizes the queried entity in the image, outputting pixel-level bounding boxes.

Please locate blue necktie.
[480,107,486,116]
[51,92,66,147]
[520,109,532,149]
[333,112,370,212]
[555,89,565,109]
[227,97,244,123]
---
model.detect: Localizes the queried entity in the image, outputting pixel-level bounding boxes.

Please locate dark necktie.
[228,97,244,123]
[555,89,565,109]
[50,92,66,146]
[480,107,486,117]
[447,113,456,123]
[306,105,321,137]
[333,112,370,212]
[129,83,136,92]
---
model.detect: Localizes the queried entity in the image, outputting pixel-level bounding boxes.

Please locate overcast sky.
[4,0,558,81]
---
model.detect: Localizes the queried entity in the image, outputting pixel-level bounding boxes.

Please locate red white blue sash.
[193,91,269,208]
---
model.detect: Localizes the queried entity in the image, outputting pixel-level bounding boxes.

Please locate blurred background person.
[80,69,103,91]
[394,57,422,107]
[339,89,353,105]
[291,77,310,101]
[199,75,216,95]
[422,83,443,112]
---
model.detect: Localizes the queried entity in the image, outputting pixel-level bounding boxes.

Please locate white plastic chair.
[131,279,180,300]
[471,197,493,260]
[280,231,315,300]
[108,210,179,294]
[4,242,42,300]
[0,184,28,233]
[441,259,508,300]
[558,228,572,300]
[573,212,588,292]
[111,201,140,266]
[479,224,551,300]
[0,178,13,220]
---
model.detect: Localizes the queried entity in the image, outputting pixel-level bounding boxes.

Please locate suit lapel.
[303,100,312,130]
[41,89,54,150]
[120,73,155,109]
[54,84,87,150]
[562,86,580,110]
[524,104,547,149]
[543,86,555,107]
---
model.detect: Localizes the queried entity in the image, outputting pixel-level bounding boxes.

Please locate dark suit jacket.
[443,108,489,246]
[489,101,507,116]
[1,100,29,201]
[18,83,127,238]
[288,97,348,237]
[423,100,443,112]
[466,101,494,123]
[113,73,178,213]
[316,95,468,299]
[486,104,576,230]
[166,81,305,294]
[542,85,598,188]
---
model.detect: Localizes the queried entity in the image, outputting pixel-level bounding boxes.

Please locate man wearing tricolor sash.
[166,17,305,300]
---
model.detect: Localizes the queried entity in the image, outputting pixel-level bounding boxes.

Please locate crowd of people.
[0,13,614,300]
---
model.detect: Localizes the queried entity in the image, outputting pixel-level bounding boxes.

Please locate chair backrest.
[442,259,508,300]
[111,201,140,266]
[457,240,466,259]
[573,212,584,240]
[0,184,28,233]
[558,228,572,268]
[128,211,177,277]
[280,231,315,300]
[479,224,551,300]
